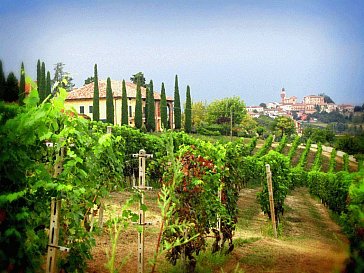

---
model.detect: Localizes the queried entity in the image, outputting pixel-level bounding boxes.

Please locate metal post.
[132,149,153,273]
[265,164,277,238]
[217,188,222,232]
[230,108,233,141]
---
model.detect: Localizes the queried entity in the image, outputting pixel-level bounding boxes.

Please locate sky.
[1,0,364,106]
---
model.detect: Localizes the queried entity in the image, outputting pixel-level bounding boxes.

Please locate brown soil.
[85,187,349,273]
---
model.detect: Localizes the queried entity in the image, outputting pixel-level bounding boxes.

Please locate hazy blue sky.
[1,0,363,105]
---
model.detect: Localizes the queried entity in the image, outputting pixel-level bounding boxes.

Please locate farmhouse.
[65,80,174,131]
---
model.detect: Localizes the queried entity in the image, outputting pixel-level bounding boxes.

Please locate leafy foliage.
[130,72,146,87]
[302,126,335,144]
[247,136,257,155]
[272,116,295,137]
[328,148,337,173]
[257,151,291,225]
[343,153,349,172]
[297,138,311,168]
[255,135,273,157]
[288,135,301,161]
[52,62,74,92]
[0,85,128,272]
[311,143,322,172]
[276,134,287,153]
[206,97,246,127]
[84,76,94,85]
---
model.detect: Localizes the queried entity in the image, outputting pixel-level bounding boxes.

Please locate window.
[89,106,93,113]
[129,106,132,117]
[80,106,84,114]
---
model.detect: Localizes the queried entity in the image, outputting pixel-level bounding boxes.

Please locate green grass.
[236,203,260,229]
[234,237,261,247]
[239,244,276,268]
[160,249,231,273]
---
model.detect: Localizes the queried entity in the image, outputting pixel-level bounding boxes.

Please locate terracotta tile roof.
[66,80,173,101]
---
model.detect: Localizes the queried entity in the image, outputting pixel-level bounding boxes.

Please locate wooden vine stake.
[132,149,153,273]
[46,198,62,273]
[98,126,112,231]
[46,143,69,273]
[265,164,277,238]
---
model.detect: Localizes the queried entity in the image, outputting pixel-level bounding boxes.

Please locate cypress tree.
[184,85,192,133]
[145,86,149,126]
[0,60,5,100]
[19,62,26,105]
[174,75,181,130]
[36,59,41,94]
[106,77,114,124]
[39,62,46,101]
[46,71,51,98]
[147,80,155,131]
[135,79,143,129]
[121,79,128,125]
[160,82,168,130]
[5,72,19,102]
[93,64,100,121]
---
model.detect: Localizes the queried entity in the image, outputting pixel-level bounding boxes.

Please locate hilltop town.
[247,88,354,120]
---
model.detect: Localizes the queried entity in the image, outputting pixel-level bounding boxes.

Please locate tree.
[46,71,51,98]
[206,97,247,126]
[145,86,149,125]
[160,82,168,130]
[273,116,296,137]
[4,72,19,102]
[354,105,362,112]
[135,79,143,129]
[39,62,46,101]
[174,75,181,130]
[121,79,128,125]
[318,93,335,104]
[191,101,206,128]
[36,59,41,93]
[84,76,94,85]
[93,64,100,121]
[53,62,74,92]
[106,77,114,124]
[146,80,155,132]
[130,72,146,87]
[239,114,258,137]
[0,60,5,100]
[19,62,25,105]
[314,104,321,113]
[259,102,267,108]
[184,85,192,133]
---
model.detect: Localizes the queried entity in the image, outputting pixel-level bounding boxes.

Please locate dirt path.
[221,187,349,273]
[86,187,349,273]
